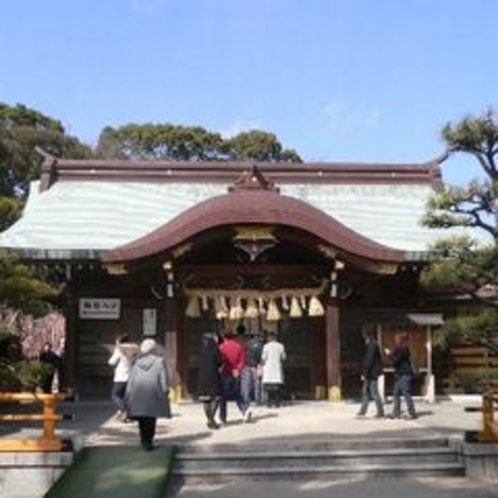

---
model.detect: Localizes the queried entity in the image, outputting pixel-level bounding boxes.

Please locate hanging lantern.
[185,296,201,317]
[308,295,325,317]
[300,296,307,310]
[258,297,266,315]
[229,297,244,321]
[220,296,229,312]
[266,298,281,321]
[289,297,302,318]
[201,295,209,312]
[281,295,290,310]
[215,296,228,320]
[244,298,259,318]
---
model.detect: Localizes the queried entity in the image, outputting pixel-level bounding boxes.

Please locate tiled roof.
[101,188,406,263]
[0,153,473,261]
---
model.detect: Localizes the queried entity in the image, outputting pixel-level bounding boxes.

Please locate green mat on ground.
[44,445,175,498]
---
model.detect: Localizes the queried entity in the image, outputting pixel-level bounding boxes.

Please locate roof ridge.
[36,149,446,191]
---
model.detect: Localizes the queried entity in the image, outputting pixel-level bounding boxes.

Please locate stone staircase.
[170,436,465,483]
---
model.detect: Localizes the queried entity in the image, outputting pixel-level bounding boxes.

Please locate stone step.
[171,437,465,482]
[171,462,465,482]
[175,436,454,454]
[174,447,459,470]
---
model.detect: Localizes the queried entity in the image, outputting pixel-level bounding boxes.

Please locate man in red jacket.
[218,330,250,424]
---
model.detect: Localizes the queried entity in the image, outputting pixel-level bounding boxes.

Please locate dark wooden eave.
[100,188,407,264]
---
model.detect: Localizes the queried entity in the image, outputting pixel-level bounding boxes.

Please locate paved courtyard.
[70,396,483,448]
[3,396,498,497]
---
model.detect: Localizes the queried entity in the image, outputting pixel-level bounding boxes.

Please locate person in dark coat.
[385,332,417,419]
[197,332,223,429]
[125,338,170,450]
[356,327,384,418]
[39,342,61,394]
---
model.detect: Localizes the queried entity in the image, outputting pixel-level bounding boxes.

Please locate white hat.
[140,338,156,354]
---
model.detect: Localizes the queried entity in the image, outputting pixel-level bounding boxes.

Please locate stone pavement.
[59,395,484,448]
[3,396,498,497]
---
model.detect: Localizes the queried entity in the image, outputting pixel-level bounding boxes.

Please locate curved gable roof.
[0,152,462,261]
[101,187,406,264]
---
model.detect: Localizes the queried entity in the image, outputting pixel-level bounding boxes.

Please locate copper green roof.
[0,152,473,262]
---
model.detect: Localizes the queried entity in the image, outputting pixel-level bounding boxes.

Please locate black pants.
[41,372,55,394]
[137,416,157,445]
[264,383,282,407]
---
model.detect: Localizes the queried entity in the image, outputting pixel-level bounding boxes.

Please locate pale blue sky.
[1,0,496,185]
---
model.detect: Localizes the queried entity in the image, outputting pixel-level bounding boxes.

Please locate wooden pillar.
[425,325,435,403]
[325,301,341,401]
[163,298,181,401]
[377,323,386,401]
[63,282,77,391]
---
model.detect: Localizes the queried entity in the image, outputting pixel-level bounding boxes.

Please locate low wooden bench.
[0,392,74,452]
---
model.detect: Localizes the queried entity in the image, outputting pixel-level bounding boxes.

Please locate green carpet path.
[44,446,175,498]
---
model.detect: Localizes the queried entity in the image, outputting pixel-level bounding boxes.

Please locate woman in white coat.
[261,332,286,408]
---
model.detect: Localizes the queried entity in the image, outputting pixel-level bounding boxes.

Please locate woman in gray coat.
[125,338,170,450]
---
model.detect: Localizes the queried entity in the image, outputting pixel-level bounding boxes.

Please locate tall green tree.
[226,130,301,162]
[96,123,301,162]
[97,123,226,160]
[0,103,92,201]
[422,108,498,351]
[0,103,89,333]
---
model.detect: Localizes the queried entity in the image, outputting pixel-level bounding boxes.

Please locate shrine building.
[0,150,462,401]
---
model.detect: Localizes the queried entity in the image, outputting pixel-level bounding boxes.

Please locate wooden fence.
[0,392,73,452]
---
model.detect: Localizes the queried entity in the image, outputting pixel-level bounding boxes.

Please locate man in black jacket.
[356,327,384,418]
[385,332,417,419]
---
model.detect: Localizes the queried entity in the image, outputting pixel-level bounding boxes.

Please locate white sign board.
[79,298,121,320]
[143,308,157,336]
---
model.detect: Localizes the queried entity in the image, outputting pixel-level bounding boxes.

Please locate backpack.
[246,338,263,367]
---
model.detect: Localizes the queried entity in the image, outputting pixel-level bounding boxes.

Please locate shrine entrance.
[172,225,332,400]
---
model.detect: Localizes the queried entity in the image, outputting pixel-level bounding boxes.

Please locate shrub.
[0,360,54,392]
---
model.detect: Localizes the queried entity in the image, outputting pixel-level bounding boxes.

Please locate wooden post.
[64,279,77,389]
[163,298,180,400]
[377,323,385,401]
[425,326,435,403]
[325,301,341,401]
[42,397,56,441]
[0,393,69,452]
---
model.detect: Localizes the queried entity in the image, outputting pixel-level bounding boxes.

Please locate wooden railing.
[451,345,498,387]
[0,392,73,452]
